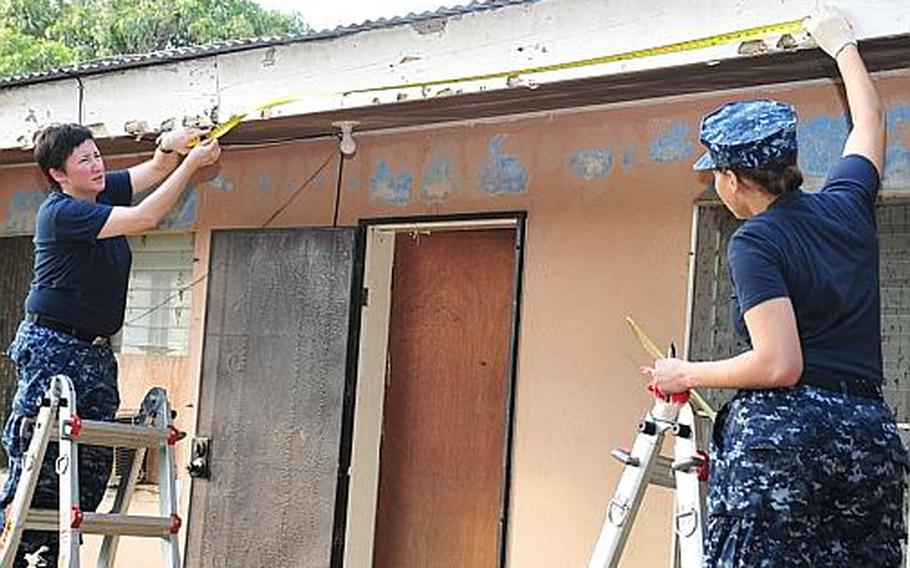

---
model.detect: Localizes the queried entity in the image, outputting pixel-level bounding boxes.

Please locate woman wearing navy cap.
[643,6,907,566]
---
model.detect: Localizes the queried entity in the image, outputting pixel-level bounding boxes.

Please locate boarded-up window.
[689,201,910,420]
[117,233,194,355]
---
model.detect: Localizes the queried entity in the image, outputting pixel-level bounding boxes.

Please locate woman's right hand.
[185,138,221,170]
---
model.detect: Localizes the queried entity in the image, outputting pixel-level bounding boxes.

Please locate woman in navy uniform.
[1,124,220,566]
[643,6,908,566]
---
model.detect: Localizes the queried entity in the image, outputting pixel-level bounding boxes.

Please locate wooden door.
[186,228,358,568]
[373,229,517,567]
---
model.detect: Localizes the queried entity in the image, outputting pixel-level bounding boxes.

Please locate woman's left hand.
[640,358,693,395]
[159,128,206,155]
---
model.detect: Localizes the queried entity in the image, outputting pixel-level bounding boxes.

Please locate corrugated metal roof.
[0,0,539,89]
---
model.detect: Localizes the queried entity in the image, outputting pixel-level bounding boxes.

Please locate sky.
[254,0,464,31]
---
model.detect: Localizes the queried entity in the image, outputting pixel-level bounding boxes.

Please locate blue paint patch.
[883,145,910,190]
[4,192,47,233]
[479,135,528,194]
[421,153,456,201]
[209,174,234,193]
[568,148,612,180]
[369,161,412,205]
[886,104,910,132]
[649,122,694,163]
[160,187,198,229]
[622,149,636,169]
[796,114,849,178]
[258,173,273,193]
[883,105,910,190]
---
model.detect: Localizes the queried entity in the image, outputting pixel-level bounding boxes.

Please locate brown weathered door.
[373,229,517,567]
[186,228,358,568]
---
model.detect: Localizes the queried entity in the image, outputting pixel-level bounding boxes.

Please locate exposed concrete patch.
[796,113,849,183]
[421,153,456,201]
[209,174,235,193]
[479,135,528,194]
[4,191,45,233]
[737,39,768,56]
[412,18,446,35]
[262,47,277,68]
[124,120,150,139]
[649,121,694,163]
[369,161,412,204]
[567,148,612,180]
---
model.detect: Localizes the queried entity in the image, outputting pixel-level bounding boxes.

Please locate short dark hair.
[33,124,95,191]
[730,152,803,197]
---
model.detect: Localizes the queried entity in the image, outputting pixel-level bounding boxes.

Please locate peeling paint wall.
[1,72,909,566]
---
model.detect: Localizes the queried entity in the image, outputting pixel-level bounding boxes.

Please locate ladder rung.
[24,509,59,532]
[53,418,174,448]
[650,455,676,489]
[24,510,177,538]
[81,513,176,538]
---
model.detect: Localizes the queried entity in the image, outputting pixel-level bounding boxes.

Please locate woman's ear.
[48,167,68,187]
[718,169,738,194]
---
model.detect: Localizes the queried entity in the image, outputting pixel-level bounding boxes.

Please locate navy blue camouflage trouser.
[705,384,908,567]
[1,321,119,567]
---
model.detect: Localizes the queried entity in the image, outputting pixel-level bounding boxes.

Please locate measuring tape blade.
[625,315,717,419]
[345,19,804,95]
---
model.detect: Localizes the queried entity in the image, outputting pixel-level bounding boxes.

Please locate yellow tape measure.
[192,20,803,142]
[187,95,300,146]
[625,316,716,420]
[345,19,804,95]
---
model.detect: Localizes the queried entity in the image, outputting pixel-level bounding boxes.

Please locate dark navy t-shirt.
[728,154,882,387]
[26,170,133,336]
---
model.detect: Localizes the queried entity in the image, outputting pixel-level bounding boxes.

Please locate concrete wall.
[1,71,909,566]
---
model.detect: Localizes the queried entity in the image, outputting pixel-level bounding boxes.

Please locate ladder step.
[80,513,178,538]
[53,418,179,448]
[23,509,60,532]
[24,510,179,538]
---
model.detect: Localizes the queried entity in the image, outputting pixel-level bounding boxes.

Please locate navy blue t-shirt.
[25,170,133,336]
[728,154,882,387]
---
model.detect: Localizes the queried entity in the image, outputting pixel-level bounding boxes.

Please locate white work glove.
[804,4,856,58]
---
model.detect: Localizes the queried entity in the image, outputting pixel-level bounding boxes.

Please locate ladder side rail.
[97,439,149,566]
[0,400,59,566]
[156,389,182,568]
[671,403,706,568]
[589,400,680,568]
[56,375,82,568]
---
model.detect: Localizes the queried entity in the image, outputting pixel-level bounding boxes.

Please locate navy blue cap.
[693,100,798,171]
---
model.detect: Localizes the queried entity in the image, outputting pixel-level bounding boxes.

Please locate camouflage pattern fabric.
[693,99,798,172]
[704,384,909,567]
[1,321,119,567]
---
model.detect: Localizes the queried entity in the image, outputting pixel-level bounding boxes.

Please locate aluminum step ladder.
[0,374,184,567]
[589,386,710,568]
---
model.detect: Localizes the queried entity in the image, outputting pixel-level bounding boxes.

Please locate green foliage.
[0,0,309,79]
